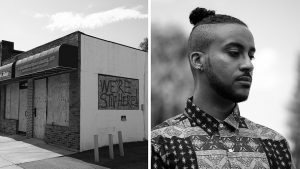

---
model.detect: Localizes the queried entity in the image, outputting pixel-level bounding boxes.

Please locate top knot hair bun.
[189,7,215,26]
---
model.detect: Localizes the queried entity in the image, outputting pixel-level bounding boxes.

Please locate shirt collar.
[184,97,241,135]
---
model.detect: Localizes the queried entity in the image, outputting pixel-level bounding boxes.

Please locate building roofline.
[78,31,147,53]
[11,31,147,61]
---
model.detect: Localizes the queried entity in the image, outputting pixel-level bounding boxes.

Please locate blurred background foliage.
[291,56,300,167]
[151,24,193,127]
[139,37,148,52]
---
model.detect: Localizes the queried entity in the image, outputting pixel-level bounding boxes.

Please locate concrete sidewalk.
[0,134,108,169]
[19,157,109,169]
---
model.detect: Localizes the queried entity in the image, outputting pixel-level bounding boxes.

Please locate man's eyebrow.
[224,42,256,52]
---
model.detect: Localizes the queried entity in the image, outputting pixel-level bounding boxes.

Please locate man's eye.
[228,51,240,57]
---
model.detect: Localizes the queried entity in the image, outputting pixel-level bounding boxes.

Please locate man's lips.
[235,75,252,87]
[236,75,252,82]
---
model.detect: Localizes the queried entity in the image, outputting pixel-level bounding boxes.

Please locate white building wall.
[143,52,148,139]
[80,34,147,151]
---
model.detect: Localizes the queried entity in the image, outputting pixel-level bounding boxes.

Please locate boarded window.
[98,74,139,110]
[0,86,5,118]
[47,73,69,126]
[5,83,19,120]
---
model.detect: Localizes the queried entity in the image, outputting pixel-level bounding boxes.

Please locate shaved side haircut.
[188,8,247,55]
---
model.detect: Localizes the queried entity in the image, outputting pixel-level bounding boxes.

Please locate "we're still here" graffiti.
[98,74,139,110]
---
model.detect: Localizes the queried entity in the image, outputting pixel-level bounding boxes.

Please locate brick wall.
[0,119,17,135]
[0,40,23,66]
[26,79,34,138]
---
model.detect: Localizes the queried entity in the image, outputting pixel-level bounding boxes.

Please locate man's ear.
[189,52,205,70]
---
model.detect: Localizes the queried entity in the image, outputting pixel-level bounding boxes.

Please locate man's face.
[203,24,255,103]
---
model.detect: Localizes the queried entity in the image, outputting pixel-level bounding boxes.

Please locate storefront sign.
[15,44,78,78]
[16,55,57,76]
[0,63,12,81]
[98,74,139,110]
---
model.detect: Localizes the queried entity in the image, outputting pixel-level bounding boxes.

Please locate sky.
[152,0,300,148]
[0,0,148,51]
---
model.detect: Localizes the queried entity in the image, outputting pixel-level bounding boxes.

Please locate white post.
[109,134,114,159]
[94,135,99,162]
[118,131,124,156]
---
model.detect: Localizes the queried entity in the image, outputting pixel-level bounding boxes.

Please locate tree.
[151,24,193,127]
[140,37,148,52]
[290,55,300,167]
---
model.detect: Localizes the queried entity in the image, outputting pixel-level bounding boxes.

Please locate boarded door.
[34,79,47,139]
[18,88,27,132]
[19,89,27,132]
[47,73,69,126]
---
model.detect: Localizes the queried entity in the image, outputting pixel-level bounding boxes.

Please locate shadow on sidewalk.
[0,133,75,156]
[67,141,148,169]
[0,134,147,169]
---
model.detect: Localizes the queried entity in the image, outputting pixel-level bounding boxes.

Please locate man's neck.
[193,84,235,121]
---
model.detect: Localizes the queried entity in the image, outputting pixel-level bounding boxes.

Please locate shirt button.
[228,148,234,152]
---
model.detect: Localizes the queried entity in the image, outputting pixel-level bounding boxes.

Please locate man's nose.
[239,56,254,73]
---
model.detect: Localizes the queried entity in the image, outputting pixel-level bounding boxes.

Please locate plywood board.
[1,86,5,113]
[18,89,27,132]
[34,79,47,139]
[98,74,139,110]
[47,73,69,126]
[5,84,11,118]
[5,83,19,120]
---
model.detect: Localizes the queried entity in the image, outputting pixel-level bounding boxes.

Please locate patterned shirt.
[151,97,295,169]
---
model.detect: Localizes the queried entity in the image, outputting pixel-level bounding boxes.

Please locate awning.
[15,44,78,78]
[0,63,13,81]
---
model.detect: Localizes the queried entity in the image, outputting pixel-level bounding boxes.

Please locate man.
[151,7,295,169]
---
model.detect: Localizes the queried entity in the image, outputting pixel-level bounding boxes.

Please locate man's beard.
[204,58,249,103]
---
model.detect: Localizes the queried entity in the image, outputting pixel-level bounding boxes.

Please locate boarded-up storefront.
[0,31,147,151]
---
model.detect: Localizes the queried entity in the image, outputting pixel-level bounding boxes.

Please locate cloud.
[34,6,147,31]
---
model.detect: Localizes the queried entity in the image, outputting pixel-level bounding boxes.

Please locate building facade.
[0,32,148,151]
